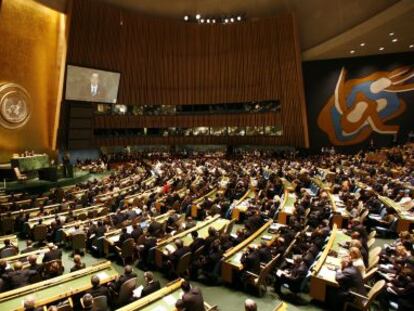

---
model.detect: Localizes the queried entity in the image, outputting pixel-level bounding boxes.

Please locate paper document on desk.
[233,252,243,263]
[164,244,176,254]
[163,294,177,305]
[133,285,143,298]
[261,235,272,241]
[96,272,109,280]
[318,266,336,281]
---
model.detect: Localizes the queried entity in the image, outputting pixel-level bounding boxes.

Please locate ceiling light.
[184,15,189,21]
[389,32,395,36]
[206,19,210,23]
[230,18,234,22]
[224,18,229,23]
[195,14,201,20]
[237,16,242,21]
[360,42,365,47]
[409,44,414,48]
[350,50,355,54]
[200,19,205,23]
[392,38,398,43]
[379,47,384,51]
[212,19,216,23]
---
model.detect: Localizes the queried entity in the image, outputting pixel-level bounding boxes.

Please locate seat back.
[367,230,376,241]
[360,210,369,223]
[368,247,381,267]
[367,255,379,271]
[192,246,205,261]
[117,277,137,305]
[0,218,15,235]
[0,247,18,258]
[93,295,108,311]
[363,280,386,308]
[175,251,192,275]
[33,224,48,241]
[72,233,86,250]
[13,167,26,180]
[121,238,135,258]
[77,213,87,221]
[256,254,280,287]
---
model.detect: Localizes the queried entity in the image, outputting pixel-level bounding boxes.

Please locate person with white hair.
[23,295,42,311]
[244,299,257,311]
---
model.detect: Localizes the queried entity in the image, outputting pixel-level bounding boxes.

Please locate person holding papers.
[273,256,307,296]
[140,271,161,298]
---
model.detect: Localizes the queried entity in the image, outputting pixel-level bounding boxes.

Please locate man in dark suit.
[140,271,161,298]
[189,231,205,253]
[241,246,261,282]
[258,241,272,263]
[180,280,204,311]
[42,243,62,263]
[333,258,367,309]
[0,239,18,255]
[130,223,143,241]
[117,227,132,247]
[110,265,137,293]
[87,275,110,298]
[273,256,308,295]
[167,239,190,269]
[5,261,37,289]
[27,255,43,278]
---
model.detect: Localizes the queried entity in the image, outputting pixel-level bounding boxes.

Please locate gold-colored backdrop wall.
[0,0,67,162]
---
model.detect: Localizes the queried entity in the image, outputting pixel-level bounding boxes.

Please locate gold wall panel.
[0,0,67,162]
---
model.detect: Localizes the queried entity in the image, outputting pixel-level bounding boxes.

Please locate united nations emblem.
[0,83,31,129]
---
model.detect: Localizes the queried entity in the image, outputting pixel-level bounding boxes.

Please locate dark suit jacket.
[241,251,261,274]
[335,265,367,296]
[113,272,137,291]
[141,280,161,298]
[169,246,190,267]
[42,249,62,263]
[87,285,110,298]
[182,287,204,311]
[6,269,36,289]
[118,232,132,245]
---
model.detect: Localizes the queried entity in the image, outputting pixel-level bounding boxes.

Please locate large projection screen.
[65,65,120,103]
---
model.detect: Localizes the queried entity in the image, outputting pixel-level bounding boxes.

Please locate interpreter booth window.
[228,127,245,136]
[113,104,127,115]
[265,126,283,136]
[246,126,264,136]
[210,127,227,136]
[192,127,209,136]
[96,103,111,114]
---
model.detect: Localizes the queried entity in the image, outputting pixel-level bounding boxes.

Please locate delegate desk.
[277,180,297,224]
[231,188,257,221]
[117,279,184,311]
[155,215,229,267]
[4,246,49,269]
[25,204,105,231]
[0,261,117,311]
[103,211,172,256]
[221,220,280,283]
[117,279,216,311]
[10,154,49,172]
[379,195,414,233]
[309,225,351,302]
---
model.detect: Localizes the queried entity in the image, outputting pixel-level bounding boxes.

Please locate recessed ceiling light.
[230,18,234,22]
[206,19,210,23]
[409,44,414,48]
[379,47,384,51]
[360,42,365,47]
[237,16,242,21]
[195,14,201,20]
[212,19,216,23]
[389,32,395,36]
[184,16,189,21]
[200,19,205,23]
[224,18,229,23]
[350,50,355,54]
[392,38,398,43]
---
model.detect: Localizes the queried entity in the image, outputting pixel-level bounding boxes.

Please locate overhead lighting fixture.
[392,38,398,43]
[224,18,229,23]
[195,14,201,20]
[212,19,216,23]
[409,44,414,48]
[350,50,355,54]
[206,19,210,23]
[230,18,234,22]
[389,32,395,36]
[184,16,189,21]
[360,42,365,47]
[200,19,205,23]
[379,47,384,51]
[237,16,242,21]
